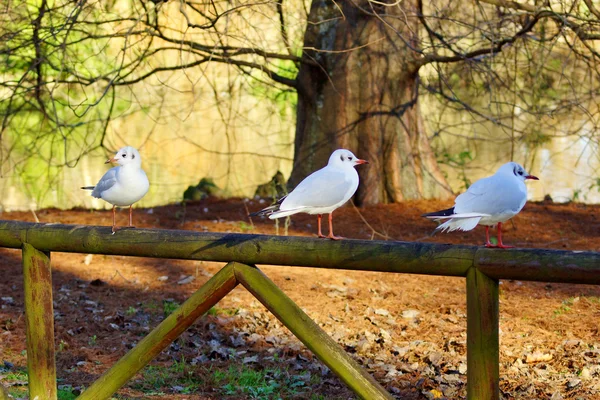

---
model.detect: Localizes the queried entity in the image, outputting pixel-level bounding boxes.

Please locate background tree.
[1,0,599,206]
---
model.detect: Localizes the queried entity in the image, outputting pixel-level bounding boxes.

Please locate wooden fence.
[0,220,599,399]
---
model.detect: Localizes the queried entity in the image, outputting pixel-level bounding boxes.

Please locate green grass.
[4,370,79,399]
[238,221,254,232]
[553,297,575,317]
[131,360,317,398]
[58,388,78,400]
[4,369,28,399]
[132,356,201,395]
[207,306,239,316]
[3,359,322,399]
[214,365,309,399]
[162,300,180,317]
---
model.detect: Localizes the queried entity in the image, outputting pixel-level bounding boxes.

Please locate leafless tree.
[1,0,599,204]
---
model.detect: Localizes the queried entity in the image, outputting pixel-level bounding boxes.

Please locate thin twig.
[243,200,254,229]
[109,269,134,284]
[351,203,392,240]
[30,207,40,223]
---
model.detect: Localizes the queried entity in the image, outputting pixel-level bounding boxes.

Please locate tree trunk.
[292,0,452,205]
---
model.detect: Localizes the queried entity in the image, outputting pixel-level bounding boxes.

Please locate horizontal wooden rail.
[1,220,599,284]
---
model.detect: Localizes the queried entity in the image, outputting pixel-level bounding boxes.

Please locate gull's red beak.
[355,159,369,165]
[105,157,117,164]
[525,175,539,180]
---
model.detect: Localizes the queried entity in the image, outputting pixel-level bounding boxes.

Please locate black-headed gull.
[82,146,150,233]
[251,149,368,240]
[423,162,538,248]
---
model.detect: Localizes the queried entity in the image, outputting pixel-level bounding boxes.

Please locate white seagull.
[423,162,538,248]
[82,146,150,233]
[251,149,368,240]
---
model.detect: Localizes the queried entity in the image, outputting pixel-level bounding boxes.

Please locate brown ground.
[1,198,599,399]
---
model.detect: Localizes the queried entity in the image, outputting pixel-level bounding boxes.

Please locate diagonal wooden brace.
[77,263,238,400]
[77,262,391,400]
[233,262,392,400]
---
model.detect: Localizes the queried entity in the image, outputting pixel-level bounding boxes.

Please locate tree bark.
[293,0,452,204]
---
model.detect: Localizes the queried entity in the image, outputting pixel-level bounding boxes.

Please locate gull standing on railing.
[423,162,539,248]
[82,146,150,233]
[251,149,368,240]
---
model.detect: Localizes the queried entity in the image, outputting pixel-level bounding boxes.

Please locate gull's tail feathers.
[436,216,483,232]
[267,208,307,219]
[249,196,287,218]
[423,207,490,232]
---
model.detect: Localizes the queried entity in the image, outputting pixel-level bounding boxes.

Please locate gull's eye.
[519,170,523,175]
[348,156,353,161]
[122,154,127,158]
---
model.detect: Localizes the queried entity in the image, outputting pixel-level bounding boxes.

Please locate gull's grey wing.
[454,175,526,215]
[91,167,119,199]
[280,167,356,210]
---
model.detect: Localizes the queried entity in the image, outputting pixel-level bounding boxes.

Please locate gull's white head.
[106,146,142,167]
[327,149,368,169]
[497,161,539,182]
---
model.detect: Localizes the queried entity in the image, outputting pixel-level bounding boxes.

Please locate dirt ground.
[1,198,599,399]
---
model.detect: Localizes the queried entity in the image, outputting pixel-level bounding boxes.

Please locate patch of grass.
[131,361,316,398]
[5,369,28,398]
[58,339,68,352]
[162,300,180,317]
[214,365,311,399]
[58,388,78,400]
[143,300,160,313]
[553,297,575,317]
[132,356,201,395]
[238,221,254,232]
[207,306,239,317]
[4,369,28,381]
[8,387,28,398]
[126,306,138,315]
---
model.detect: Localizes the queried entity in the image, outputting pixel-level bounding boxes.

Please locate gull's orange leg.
[111,206,118,234]
[484,226,494,247]
[317,214,326,238]
[326,213,343,240]
[496,222,514,249]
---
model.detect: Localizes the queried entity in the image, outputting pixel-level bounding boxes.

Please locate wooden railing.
[1,220,599,399]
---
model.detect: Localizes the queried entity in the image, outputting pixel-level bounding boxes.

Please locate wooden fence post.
[22,243,57,400]
[467,267,499,400]
[1,383,11,400]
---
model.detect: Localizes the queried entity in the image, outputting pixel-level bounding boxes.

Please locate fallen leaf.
[567,378,581,388]
[525,351,553,363]
[177,275,195,285]
[402,309,420,319]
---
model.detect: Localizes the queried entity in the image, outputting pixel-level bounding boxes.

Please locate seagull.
[422,162,538,248]
[82,146,150,233]
[251,149,368,240]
